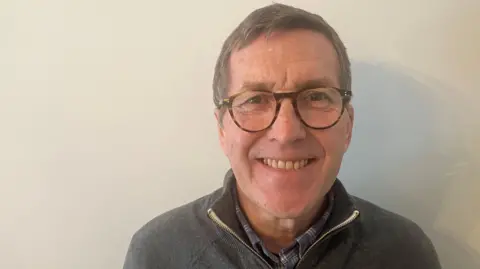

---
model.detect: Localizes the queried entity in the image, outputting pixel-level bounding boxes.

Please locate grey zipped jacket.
[123,170,442,269]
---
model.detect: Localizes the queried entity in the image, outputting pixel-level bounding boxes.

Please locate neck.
[237,188,327,253]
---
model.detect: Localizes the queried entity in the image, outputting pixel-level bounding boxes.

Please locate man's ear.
[214,109,227,154]
[344,104,354,152]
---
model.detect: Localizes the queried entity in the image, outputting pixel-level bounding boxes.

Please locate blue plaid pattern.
[234,188,334,269]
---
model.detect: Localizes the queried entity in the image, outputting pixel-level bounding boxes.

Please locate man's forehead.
[228,30,339,92]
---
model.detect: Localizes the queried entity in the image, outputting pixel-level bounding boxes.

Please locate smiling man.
[123,3,442,269]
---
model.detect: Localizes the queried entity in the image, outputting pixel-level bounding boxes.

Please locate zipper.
[207,208,273,269]
[295,209,360,268]
[208,208,359,269]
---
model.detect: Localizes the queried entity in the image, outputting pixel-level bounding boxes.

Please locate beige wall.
[1,0,478,268]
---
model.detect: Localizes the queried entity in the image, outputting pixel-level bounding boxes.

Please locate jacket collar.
[208,169,358,243]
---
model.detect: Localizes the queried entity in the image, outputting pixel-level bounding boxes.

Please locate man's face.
[216,30,354,219]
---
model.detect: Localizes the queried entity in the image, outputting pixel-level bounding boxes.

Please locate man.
[123,3,441,269]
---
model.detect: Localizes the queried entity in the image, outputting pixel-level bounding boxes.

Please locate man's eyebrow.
[238,77,336,92]
[295,78,336,89]
[240,81,276,91]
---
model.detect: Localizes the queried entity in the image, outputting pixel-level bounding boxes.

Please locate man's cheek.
[317,137,340,156]
[227,140,245,162]
[226,140,236,158]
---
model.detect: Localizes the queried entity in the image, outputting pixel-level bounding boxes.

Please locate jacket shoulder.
[351,196,441,269]
[123,189,222,269]
[353,196,421,233]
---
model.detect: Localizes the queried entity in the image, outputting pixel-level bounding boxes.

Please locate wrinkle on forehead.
[228,30,340,94]
[278,70,288,90]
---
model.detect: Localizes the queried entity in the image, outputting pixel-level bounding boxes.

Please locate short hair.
[213,3,351,118]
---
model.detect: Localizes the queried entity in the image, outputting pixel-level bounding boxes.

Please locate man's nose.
[266,99,307,143]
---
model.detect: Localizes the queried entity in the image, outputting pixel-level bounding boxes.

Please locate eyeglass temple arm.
[217,98,231,108]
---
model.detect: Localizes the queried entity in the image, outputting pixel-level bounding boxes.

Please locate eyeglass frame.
[216,87,353,133]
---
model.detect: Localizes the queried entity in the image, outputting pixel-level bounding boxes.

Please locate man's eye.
[242,94,270,106]
[307,92,329,101]
[246,95,264,104]
[232,92,273,110]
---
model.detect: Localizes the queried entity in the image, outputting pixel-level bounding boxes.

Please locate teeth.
[262,158,310,170]
[293,161,300,170]
[285,161,293,170]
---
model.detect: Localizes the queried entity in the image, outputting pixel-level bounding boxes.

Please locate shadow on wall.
[339,61,480,269]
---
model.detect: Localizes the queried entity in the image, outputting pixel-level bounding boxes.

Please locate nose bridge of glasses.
[272,91,300,113]
[272,92,302,124]
[273,91,298,102]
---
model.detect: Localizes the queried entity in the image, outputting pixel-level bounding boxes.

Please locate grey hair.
[212,3,351,119]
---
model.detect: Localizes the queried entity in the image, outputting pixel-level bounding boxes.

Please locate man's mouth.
[258,158,316,170]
